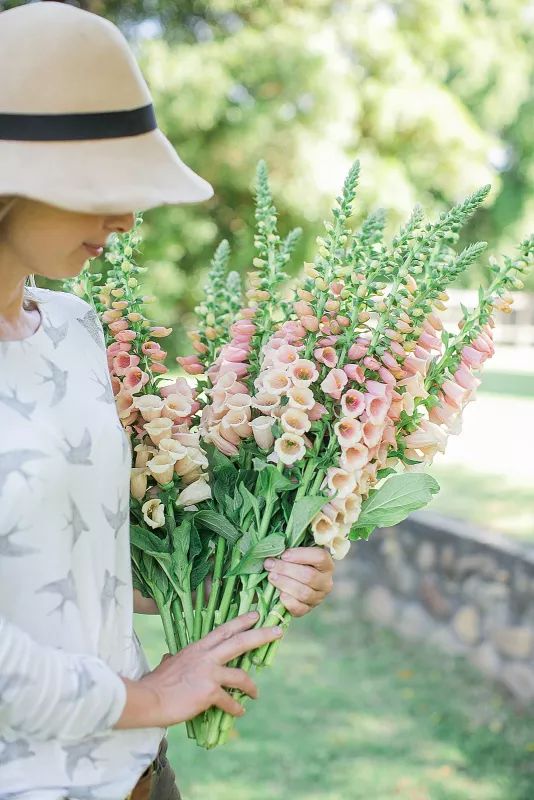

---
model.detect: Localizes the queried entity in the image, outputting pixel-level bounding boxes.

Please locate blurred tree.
[3,0,534,355]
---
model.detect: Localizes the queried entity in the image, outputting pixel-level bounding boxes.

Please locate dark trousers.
[130,738,181,800]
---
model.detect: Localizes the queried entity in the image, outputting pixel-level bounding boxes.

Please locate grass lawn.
[135,590,534,800]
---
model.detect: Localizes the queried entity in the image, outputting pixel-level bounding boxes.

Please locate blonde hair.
[0,196,39,311]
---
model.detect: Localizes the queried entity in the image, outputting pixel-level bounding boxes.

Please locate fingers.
[267,570,324,608]
[264,560,329,592]
[198,611,260,651]
[277,547,335,573]
[213,687,247,718]
[217,667,259,699]
[211,624,283,665]
[279,591,310,618]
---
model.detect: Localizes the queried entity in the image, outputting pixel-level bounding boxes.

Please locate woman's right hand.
[115,611,283,729]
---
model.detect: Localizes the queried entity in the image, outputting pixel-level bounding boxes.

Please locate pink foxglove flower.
[147,452,178,486]
[334,418,363,448]
[143,417,174,447]
[130,467,148,501]
[340,389,365,418]
[321,369,348,400]
[314,347,338,368]
[326,467,357,498]
[344,364,365,383]
[287,386,315,411]
[123,366,150,393]
[308,402,328,421]
[340,443,369,472]
[133,394,165,422]
[290,359,319,387]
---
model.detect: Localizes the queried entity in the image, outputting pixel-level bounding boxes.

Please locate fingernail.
[273,626,283,637]
[269,572,278,581]
[265,559,275,569]
[248,611,259,620]
[282,551,292,561]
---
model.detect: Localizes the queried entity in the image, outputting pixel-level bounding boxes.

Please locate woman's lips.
[83,243,104,258]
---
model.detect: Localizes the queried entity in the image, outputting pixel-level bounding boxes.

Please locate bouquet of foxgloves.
[66,160,533,749]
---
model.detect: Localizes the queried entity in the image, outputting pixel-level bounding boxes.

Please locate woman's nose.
[105,212,136,234]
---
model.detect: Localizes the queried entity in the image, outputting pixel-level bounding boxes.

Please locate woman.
[0,4,335,799]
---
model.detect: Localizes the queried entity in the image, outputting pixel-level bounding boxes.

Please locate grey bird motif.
[0,520,38,557]
[63,739,105,780]
[64,497,90,546]
[78,309,105,350]
[102,495,128,539]
[37,355,68,405]
[101,570,126,621]
[0,737,35,767]
[0,449,47,496]
[0,673,32,703]
[37,570,78,615]
[42,317,69,349]
[0,387,37,420]
[91,369,115,405]
[61,428,93,466]
[61,663,96,702]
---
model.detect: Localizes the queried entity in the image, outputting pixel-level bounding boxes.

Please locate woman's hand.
[116,612,283,729]
[264,547,335,618]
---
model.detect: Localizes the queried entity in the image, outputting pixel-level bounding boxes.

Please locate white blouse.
[0,288,162,800]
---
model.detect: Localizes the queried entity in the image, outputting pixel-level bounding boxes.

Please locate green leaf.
[190,559,211,591]
[252,457,268,472]
[194,510,242,545]
[228,533,286,576]
[239,483,261,530]
[130,524,169,555]
[349,525,375,541]
[287,495,328,547]
[356,474,440,529]
[376,468,397,481]
[188,522,202,560]
[257,464,293,496]
[207,444,237,476]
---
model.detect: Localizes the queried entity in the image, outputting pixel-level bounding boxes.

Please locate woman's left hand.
[264,547,335,618]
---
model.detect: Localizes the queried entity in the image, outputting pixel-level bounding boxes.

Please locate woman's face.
[0,198,135,280]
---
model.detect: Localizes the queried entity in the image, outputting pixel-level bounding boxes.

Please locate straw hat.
[0,2,213,213]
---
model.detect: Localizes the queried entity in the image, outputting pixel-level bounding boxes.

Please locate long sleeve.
[0,615,126,742]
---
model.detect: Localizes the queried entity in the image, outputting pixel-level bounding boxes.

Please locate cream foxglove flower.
[142,498,165,529]
[177,477,212,506]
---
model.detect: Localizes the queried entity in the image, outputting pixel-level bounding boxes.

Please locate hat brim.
[0,128,213,214]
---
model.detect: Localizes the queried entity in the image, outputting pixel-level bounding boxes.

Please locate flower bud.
[124,245,133,257]
[72,283,85,297]
[121,261,133,273]
[315,277,328,291]
[142,295,156,304]
[358,311,371,323]
[111,288,125,297]
[206,313,216,326]
[318,246,329,258]
[356,285,367,298]
[325,299,340,312]
[205,327,218,341]
[304,263,319,278]
[128,278,138,288]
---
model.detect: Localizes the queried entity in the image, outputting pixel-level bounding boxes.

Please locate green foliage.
[350,473,440,537]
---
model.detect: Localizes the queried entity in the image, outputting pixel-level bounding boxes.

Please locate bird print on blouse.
[42,316,69,349]
[37,571,79,616]
[37,355,69,406]
[61,663,97,703]
[0,449,48,497]
[0,737,35,767]
[61,428,94,466]
[78,308,106,350]
[0,673,32,705]
[64,497,90,547]
[102,496,129,540]
[101,571,126,623]
[0,387,37,420]
[0,521,38,557]
[91,369,115,405]
[63,739,106,780]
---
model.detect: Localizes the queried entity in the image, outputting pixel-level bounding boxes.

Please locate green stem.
[201,536,226,636]
[193,579,205,642]
[171,598,188,651]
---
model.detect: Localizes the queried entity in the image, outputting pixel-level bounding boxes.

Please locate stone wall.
[347,511,534,704]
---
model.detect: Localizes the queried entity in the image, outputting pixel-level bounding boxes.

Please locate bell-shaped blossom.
[331,534,351,560]
[326,467,358,498]
[314,347,338,368]
[274,432,307,465]
[281,408,312,436]
[441,379,467,410]
[176,477,212,507]
[339,443,369,472]
[461,345,486,369]
[130,467,148,501]
[334,418,363,448]
[133,394,165,422]
[311,514,338,546]
[253,392,281,414]
[362,420,386,448]
[344,364,365,383]
[142,498,165,529]
[287,386,315,411]
[221,409,252,438]
[321,369,348,400]
[147,452,178,486]
[263,369,292,396]
[290,359,319,387]
[365,393,389,425]
[143,417,174,447]
[348,343,368,360]
[341,389,365,418]
[251,416,275,450]
[308,402,328,421]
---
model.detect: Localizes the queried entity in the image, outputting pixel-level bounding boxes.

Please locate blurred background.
[5,0,534,796]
